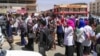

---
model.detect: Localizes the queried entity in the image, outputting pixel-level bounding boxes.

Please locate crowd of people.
[0,13,100,56]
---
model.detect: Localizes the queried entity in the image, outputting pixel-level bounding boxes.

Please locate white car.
[0,50,42,56]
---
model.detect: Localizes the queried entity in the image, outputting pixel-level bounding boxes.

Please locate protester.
[6,14,14,50]
[38,19,49,56]
[83,19,96,56]
[75,19,86,56]
[18,15,27,46]
[25,14,34,51]
[93,23,100,56]
[56,17,64,47]
[12,17,18,35]
[1,11,99,56]
[64,19,75,56]
[48,15,56,50]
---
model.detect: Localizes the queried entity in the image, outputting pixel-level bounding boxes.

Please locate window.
[9,0,18,3]
[65,8,69,11]
[18,1,26,4]
[26,1,36,4]
[69,8,73,12]
[0,6,7,8]
[18,0,36,4]
[57,8,61,12]
[0,0,36,3]
[27,6,36,11]
[0,0,8,3]
[74,8,79,12]
[80,8,86,11]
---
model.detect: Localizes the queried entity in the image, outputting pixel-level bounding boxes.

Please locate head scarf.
[66,19,75,29]
[79,18,84,20]
[78,19,85,28]
[69,18,76,24]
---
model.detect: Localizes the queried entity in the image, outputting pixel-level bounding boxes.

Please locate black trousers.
[83,46,91,55]
[97,53,100,56]
[76,42,83,56]
[26,38,34,51]
[39,45,46,56]
[65,46,74,56]
[57,33,63,46]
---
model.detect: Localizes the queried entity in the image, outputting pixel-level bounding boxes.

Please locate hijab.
[66,19,75,29]
[78,19,85,28]
[69,18,76,24]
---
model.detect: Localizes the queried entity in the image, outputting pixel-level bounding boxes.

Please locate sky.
[37,0,95,11]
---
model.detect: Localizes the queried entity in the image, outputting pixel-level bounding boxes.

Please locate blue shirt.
[57,25,63,33]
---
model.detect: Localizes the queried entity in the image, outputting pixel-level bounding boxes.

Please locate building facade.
[90,0,100,15]
[0,0,36,14]
[54,3,88,16]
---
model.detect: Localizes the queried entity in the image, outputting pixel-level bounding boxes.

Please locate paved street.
[2,35,92,56]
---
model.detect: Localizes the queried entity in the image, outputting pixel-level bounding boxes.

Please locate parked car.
[0,50,42,56]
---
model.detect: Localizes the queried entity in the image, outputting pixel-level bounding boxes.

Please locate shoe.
[9,47,14,50]
[60,45,64,47]
[25,45,34,51]
[25,45,29,48]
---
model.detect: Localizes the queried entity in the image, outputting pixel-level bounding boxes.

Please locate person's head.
[40,20,46,27]
[91,22,97,31]
[78,19,85,28]
[42,14,45,18]
[8,14,12,18]
[24,13,28,18]
[75,15,78,18]
[75,19,79,27]
[31,13,34,18]
[51,14,56,19]
[79,18,84,20]
[66,19,75,29]
[89,17,94,26]
[84,19,89,25]
[61,15,64,18]
[88,18,97,30]
[21,15,25,20]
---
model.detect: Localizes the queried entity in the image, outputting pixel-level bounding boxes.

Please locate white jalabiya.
[76,27,85,43]
[83,25,95,46]
[64,26,74,46]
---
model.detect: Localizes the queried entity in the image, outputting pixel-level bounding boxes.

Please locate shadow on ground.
[15,42,21,46]
[54,53,64,56]
[21,47,28,51]
[21,47,34,51]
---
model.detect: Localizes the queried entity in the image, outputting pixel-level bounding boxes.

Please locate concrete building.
[0,0,36,14]
[54,3,88,16]
[90,0,100,15]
